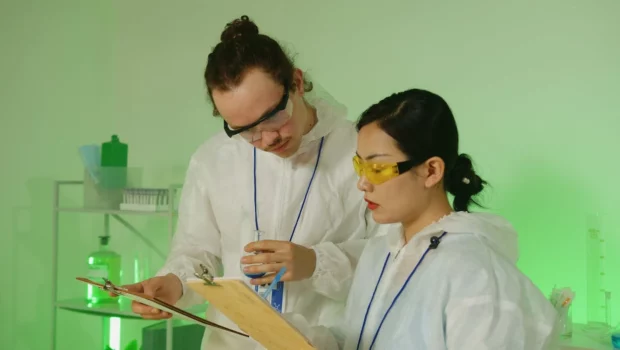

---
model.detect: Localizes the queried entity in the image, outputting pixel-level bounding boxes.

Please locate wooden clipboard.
[76,277,248,337]
[187,277,316,350]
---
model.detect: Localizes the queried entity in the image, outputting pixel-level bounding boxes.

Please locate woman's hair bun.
[220,15,259,42]
[446,153,486,212]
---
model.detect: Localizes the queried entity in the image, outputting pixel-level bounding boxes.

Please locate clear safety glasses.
[352,154,417,185]
[223,89,294,143]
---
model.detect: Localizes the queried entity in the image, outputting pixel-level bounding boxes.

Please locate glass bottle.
[560,305,573,338]
[87,235,122,304]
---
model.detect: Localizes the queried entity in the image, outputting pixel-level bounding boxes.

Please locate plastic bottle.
[87,236,122,304]
[100,135,128,189]
[101,135,128,167]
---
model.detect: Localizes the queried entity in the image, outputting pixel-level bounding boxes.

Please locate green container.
[101,135,128,189]
[124,339,139,350]
[101,135,128,167]
[86,236,122,304]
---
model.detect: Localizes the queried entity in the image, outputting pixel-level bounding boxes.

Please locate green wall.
[1,0,619,349]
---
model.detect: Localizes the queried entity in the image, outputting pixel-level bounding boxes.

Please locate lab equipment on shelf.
[120,188,170,212]
[79,136,141,210]
[87,236,121,304]
[100,135,129,189]
[101,135,128,167]
[79,144,101,185]
[52,180,185,350]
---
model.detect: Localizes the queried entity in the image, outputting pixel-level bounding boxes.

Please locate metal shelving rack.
[50,180,199,350]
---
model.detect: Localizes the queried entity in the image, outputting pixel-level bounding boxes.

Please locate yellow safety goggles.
[352,155,417,185]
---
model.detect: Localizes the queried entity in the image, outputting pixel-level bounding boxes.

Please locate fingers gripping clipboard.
[75,277,248,337]
[187,272,316,350]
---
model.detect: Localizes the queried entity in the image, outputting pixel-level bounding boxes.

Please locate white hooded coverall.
[293,212,559,350]
[156,89,385,349]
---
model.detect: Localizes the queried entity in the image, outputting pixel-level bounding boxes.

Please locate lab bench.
[559,323,615,349]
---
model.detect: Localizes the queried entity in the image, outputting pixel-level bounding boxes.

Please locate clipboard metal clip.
[101,278,127,293]
[194,264,218,286]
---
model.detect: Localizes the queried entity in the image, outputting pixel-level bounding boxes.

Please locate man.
[123,15,385,349]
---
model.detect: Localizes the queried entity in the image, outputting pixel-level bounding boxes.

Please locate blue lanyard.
[253,136,325,241]
[356,231,448,350]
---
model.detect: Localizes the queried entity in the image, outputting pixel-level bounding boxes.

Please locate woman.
[126,15,387,349]
[299,88,558,349]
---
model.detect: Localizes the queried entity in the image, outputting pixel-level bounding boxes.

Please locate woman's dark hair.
[204,15,312,116]
[356,89,487,212]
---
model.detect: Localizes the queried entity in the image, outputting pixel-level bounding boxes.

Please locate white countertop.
[559,324,614,350]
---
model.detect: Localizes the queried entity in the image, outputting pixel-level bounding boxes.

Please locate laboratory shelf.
[54,206,175,216]
[56,298,208,320]
[51,180,183,350]
[56,298,143,319]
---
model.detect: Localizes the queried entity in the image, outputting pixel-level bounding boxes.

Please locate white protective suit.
[297,212,559,350]
[156,85,387,349]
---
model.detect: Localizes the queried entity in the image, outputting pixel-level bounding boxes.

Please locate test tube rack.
[120,188,170,212]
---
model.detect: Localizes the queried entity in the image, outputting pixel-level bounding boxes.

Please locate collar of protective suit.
[294,92,348,159]
[301,91,348,144]
[387,211,519,263]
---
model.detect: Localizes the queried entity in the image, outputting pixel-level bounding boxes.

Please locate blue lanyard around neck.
[356,231,448,350]
[253,136,325,241]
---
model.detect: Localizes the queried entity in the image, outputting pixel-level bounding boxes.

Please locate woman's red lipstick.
[365,199,379,210]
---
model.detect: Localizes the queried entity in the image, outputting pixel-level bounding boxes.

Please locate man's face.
[213,68,307,158]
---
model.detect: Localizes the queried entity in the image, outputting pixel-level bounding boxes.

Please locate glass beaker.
[560,305,573,338]
[240,229,266,279]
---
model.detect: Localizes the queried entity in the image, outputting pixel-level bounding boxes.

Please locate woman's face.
[212,68,309,158]
[356,122,434,225]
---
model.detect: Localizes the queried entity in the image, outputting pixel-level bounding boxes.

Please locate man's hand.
[241,240,317,285]
[110,273,183,319]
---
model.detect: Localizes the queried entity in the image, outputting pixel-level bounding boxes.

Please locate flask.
[87,236,122,304]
